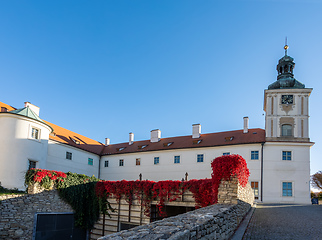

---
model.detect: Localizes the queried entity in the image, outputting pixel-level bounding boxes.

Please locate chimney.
[129,132,134,145]
[192,124,201,138]
[105,138,110,146]
[150,129,161,143]
[24,102,40,116]
[243,117,249,133]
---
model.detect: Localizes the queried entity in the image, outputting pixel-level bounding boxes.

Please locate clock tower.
[264,45,312,141]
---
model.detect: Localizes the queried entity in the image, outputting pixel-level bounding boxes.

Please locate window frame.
[251,151,259,160]
[281,124,293,137]
[28,160,37,170]
[30,126,41,141]
[136,158,141,166]
[174,155,180,164]
[282,181,293,197]
[66,151,72,160]
[282,151,292,161]
[250,181,259,200]
[197,154,204,163]
[119,159,124,167]
[154,157,159,165]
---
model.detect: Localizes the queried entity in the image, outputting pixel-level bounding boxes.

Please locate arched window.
[282,124,292,137]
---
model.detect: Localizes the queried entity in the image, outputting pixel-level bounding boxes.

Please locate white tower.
[262,44,313,204]
[264,44,312,141]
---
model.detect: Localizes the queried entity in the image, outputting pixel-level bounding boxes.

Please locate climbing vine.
[211,154,250,203]
[25,169,107,230]
[25,155,249,229]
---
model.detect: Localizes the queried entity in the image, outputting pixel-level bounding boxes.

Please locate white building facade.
[0,46,313,204]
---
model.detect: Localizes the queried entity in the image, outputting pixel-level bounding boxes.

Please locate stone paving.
[243,203,322,240]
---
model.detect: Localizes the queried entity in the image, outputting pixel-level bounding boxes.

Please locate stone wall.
[0,190,73,239]
[98,200,251,240]
[97,180,254,240]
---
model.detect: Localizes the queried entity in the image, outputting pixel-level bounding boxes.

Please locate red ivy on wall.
[211,154,250,204]
[26,168,67,186]
[27,154,249,218]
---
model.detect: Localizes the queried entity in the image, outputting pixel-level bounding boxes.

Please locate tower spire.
[284,37,289,56]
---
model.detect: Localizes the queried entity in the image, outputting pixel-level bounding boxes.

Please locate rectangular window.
[154,157,159,165]
[104,160,109,167]
[251,151,259,160]
[174,156,180,164]
[251,181,259,200]
[66,152,72,160]
[136,158,141,166]
[197,154,204,163]
[223,152,230,156]
[282,182,292,196]
[119,159,124,166]
[88,158,93,166]
[31,127,40,139]
[282,151,292,161]
[29,160,37,169]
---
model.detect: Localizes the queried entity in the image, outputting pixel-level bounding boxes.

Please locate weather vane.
[284,37,289,56]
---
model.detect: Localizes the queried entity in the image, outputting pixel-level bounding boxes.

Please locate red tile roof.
[101,128,265,155]
[0,101,104,155]
[0,101,266,156]
[44,120,105,155]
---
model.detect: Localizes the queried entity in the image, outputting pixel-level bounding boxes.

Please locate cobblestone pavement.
[243,203,322,240]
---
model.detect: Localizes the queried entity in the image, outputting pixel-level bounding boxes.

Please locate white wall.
[100,144,262,182]
[0,114,51,190]
[263,142,312,204]
[46,140,100,177]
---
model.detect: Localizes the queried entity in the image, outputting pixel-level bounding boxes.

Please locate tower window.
[282,182,293,197]
[104,160,109,167]
[88,158,93,166]
[154,157,159,165]
[29,160,37,169]
[31,128,40,140]
[281,124,292,137]
[282,151,292,161]
[223,152,230,156]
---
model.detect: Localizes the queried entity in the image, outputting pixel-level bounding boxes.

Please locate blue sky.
[1,1,321,175]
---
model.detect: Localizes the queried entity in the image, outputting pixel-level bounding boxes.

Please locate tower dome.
[268,44,305,89]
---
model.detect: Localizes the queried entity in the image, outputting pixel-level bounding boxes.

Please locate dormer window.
[1,107,8,112]
[138,145,148,149]
[225,136,234,142]
[163,142,173,147]
[70,137,80,144]
[193,139,202,145]
[117,147,126,151]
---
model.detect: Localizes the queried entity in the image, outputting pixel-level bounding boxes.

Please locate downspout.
[260,142,264,202]
[98,155,101,179]
[98,144,105,180]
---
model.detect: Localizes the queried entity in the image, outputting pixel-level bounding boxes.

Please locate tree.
[311,171,322,190]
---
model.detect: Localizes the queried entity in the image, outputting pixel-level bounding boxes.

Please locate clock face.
[281,95,293,104]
